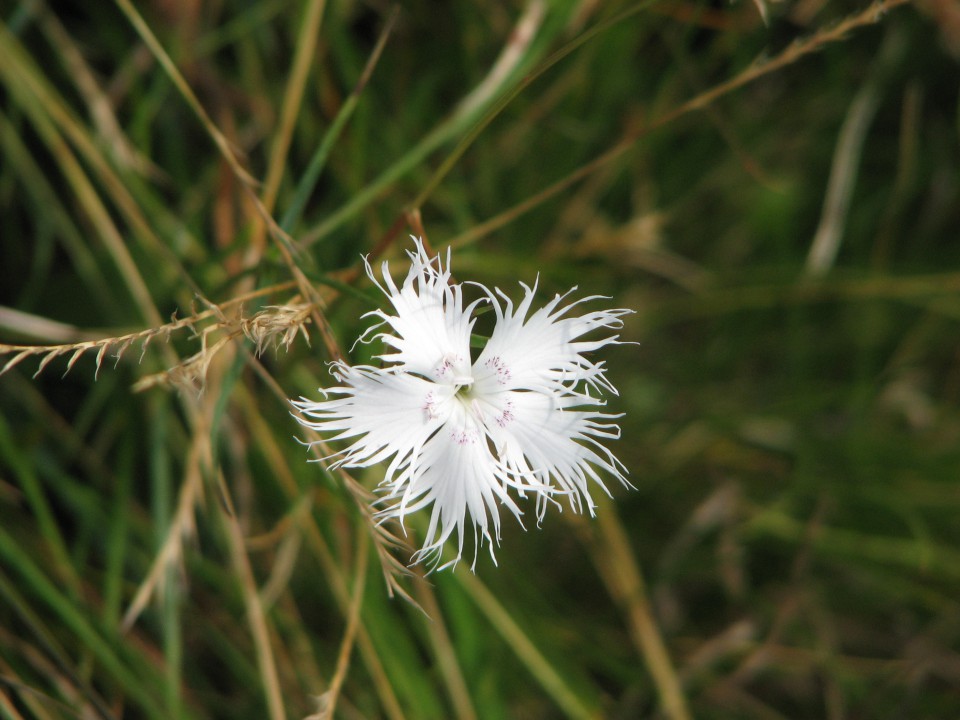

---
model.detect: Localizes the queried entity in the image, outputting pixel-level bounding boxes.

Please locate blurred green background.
[2,0,959,718]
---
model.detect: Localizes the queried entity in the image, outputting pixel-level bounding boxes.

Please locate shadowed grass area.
[1,0,959,718]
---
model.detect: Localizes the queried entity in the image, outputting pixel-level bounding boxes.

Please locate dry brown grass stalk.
[0,288,311,392]
[413,580,479,720]
[216,465,289,720]
[111,0,320,345]
[308,523,369,720]
[120,436,204,631]
[0,315,196,381]
[252,0,328,256]
[37,3,164,181]
[244,350,416,603]
[585,504,692,720]
[234,378,409,719]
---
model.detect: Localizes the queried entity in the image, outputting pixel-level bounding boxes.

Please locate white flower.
[292,237,632,569]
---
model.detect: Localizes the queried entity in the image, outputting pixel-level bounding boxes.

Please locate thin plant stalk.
[456,572,601,720]
[250,0,328,258]
[448,0,911,250]
[575,503,692,720]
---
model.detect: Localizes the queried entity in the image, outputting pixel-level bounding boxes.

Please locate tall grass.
[1,0,958,718]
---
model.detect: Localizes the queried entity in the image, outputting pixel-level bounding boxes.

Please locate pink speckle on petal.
[434,353,464,380]
[423,392,438,420]
[485,356,512,385]
[451,428,474,445]
[497,401,515,427]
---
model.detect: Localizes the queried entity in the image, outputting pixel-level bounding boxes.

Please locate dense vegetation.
[1,0,958,717]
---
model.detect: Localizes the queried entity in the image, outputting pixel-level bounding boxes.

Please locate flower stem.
[576,500,692,720]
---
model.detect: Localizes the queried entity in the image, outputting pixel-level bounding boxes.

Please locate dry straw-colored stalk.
[0,313,198,381]
[0,288,311,392]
